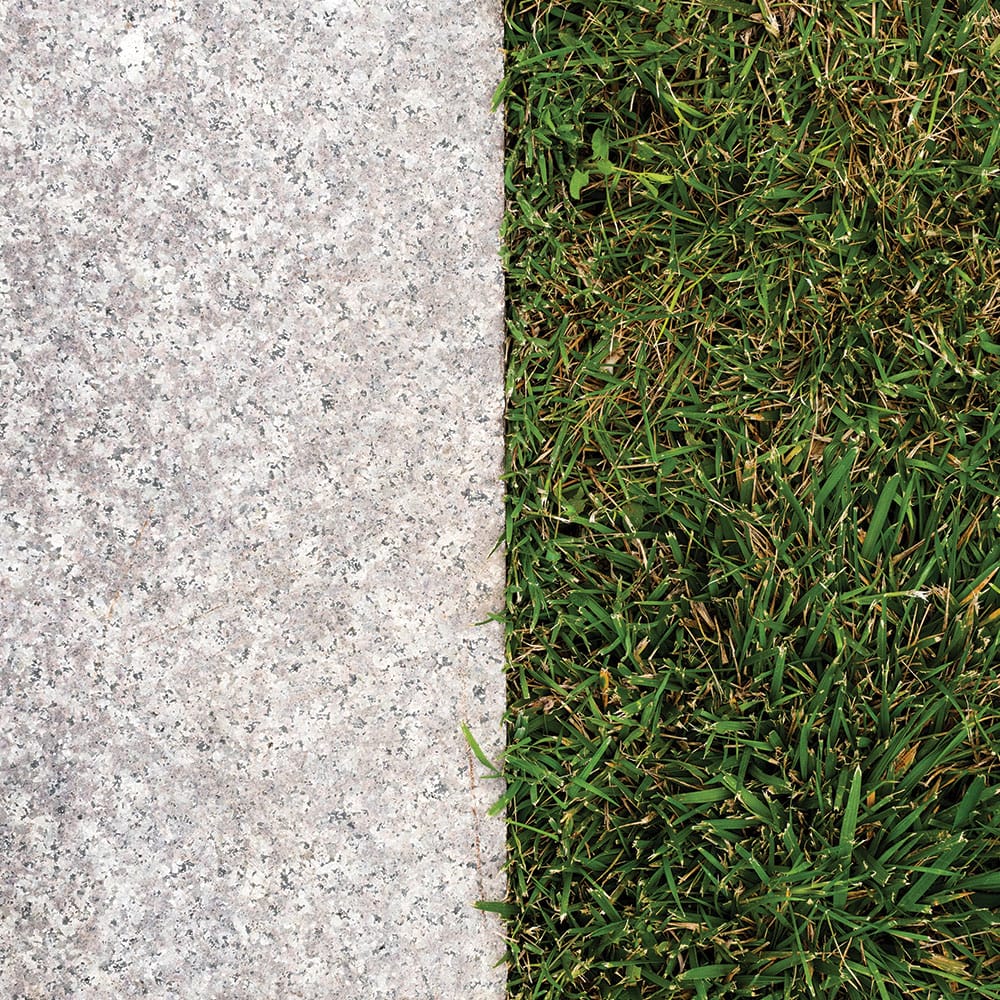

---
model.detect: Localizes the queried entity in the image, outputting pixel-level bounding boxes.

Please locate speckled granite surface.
[0,3,504,997]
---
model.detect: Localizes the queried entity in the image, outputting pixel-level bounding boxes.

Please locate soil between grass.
[489,2,1000,997]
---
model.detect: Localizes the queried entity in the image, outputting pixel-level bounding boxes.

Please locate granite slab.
[0,2,505,997]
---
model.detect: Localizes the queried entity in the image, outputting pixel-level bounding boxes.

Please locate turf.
[488,1,1000,997]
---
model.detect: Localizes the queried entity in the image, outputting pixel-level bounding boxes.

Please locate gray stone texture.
[0,2,505,997]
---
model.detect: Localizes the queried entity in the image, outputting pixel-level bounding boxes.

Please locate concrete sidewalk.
[0,3,505,997]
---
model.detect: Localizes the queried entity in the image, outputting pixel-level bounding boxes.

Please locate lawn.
[489,1,1000,997]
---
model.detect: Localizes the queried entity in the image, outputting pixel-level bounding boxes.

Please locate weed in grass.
[493,1,1000,998]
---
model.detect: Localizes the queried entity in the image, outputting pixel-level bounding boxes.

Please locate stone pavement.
[0,3,505,997]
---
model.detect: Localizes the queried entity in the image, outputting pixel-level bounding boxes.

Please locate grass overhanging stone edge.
[468,2,1000,997]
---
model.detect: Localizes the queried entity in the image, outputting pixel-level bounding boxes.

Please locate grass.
[487,1,1000,997]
